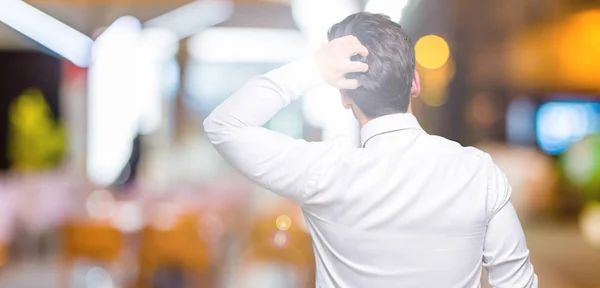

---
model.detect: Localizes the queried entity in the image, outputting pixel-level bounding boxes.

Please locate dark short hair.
[328,12,415,118]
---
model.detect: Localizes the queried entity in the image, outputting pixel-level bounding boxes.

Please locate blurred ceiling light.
[87,16,142,186]
[365,0,409,22]
[302,84,359,141]
[415,35,450,70]
[291,0,360,47]
[133,28,178,135]
[145,0,233,40]
[88,19,174,186]
[188,28,308,63]
[301,85,339,126]
[291,0,361,141]
[137,28,179,61]
[0,0,93,67]
[93,16,141,50]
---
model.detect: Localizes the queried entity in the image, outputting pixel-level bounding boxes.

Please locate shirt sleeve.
[483,156,538,288]
[203,56,350,204]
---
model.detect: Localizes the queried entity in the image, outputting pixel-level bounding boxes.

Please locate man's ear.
[341,91,353,109]
[410,70,421,98]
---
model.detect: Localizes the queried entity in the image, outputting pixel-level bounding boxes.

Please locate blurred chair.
[137,212,212,288]
[60,220,125,287]
[239,201,315,288]
[0,243,6,269]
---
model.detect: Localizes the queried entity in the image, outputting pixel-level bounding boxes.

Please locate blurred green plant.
[7,88,66,171]
[561,134,600,201]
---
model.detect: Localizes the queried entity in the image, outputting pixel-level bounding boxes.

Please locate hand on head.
[314,35,369,90]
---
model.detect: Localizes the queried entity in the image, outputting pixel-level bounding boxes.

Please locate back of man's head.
[328,12,415,119]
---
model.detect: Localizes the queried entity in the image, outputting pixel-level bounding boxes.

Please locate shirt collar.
[360,113,423,147]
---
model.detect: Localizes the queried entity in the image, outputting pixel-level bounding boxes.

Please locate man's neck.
[357,104,414,129]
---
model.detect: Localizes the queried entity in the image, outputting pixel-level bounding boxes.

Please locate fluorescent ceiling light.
[365,0,409,22]
[145,0,233,40]
[291,0,359,32]
[0,0,93,67]
[188,27,308,63]
[94,16,141,48]
[87,16,143,186]
[291,0,360,48]
[87,16,175,187]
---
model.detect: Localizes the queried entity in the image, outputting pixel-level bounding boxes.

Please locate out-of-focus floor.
[483,222,600,288]
[0,223,599,288]
[525,223,600,288]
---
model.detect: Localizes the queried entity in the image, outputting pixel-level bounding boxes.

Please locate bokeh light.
[110,202,143,233]
[84,266,114,288]
[417,58,455,107]
[271,230,290,249]
[468,92,500,126]
[150,203,180,231]
[415,35,450,70]
[198,213,225,244]
[557,10,600,91]
[85,189,116,220]
[580,202,600,248]
[506,9,600,93]
[562,134,600,198]
[275,215,292,231]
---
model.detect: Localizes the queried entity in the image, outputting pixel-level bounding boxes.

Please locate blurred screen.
[536,99,600,155]
[507,98,537,146]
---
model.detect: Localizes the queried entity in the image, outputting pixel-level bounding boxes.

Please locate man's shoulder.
[421,134,489,159]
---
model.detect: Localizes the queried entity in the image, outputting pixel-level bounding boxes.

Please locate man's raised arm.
[203,36,369,204]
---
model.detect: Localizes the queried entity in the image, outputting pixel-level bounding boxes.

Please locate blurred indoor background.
[0,0,600,287]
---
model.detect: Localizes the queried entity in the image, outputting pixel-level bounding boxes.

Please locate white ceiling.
[0,2,197,49]
[0,1,299,51]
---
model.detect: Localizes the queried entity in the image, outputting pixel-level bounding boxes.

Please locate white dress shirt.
[204,56,538,288]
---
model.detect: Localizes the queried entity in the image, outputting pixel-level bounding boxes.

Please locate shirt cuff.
[266,55,325,101]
